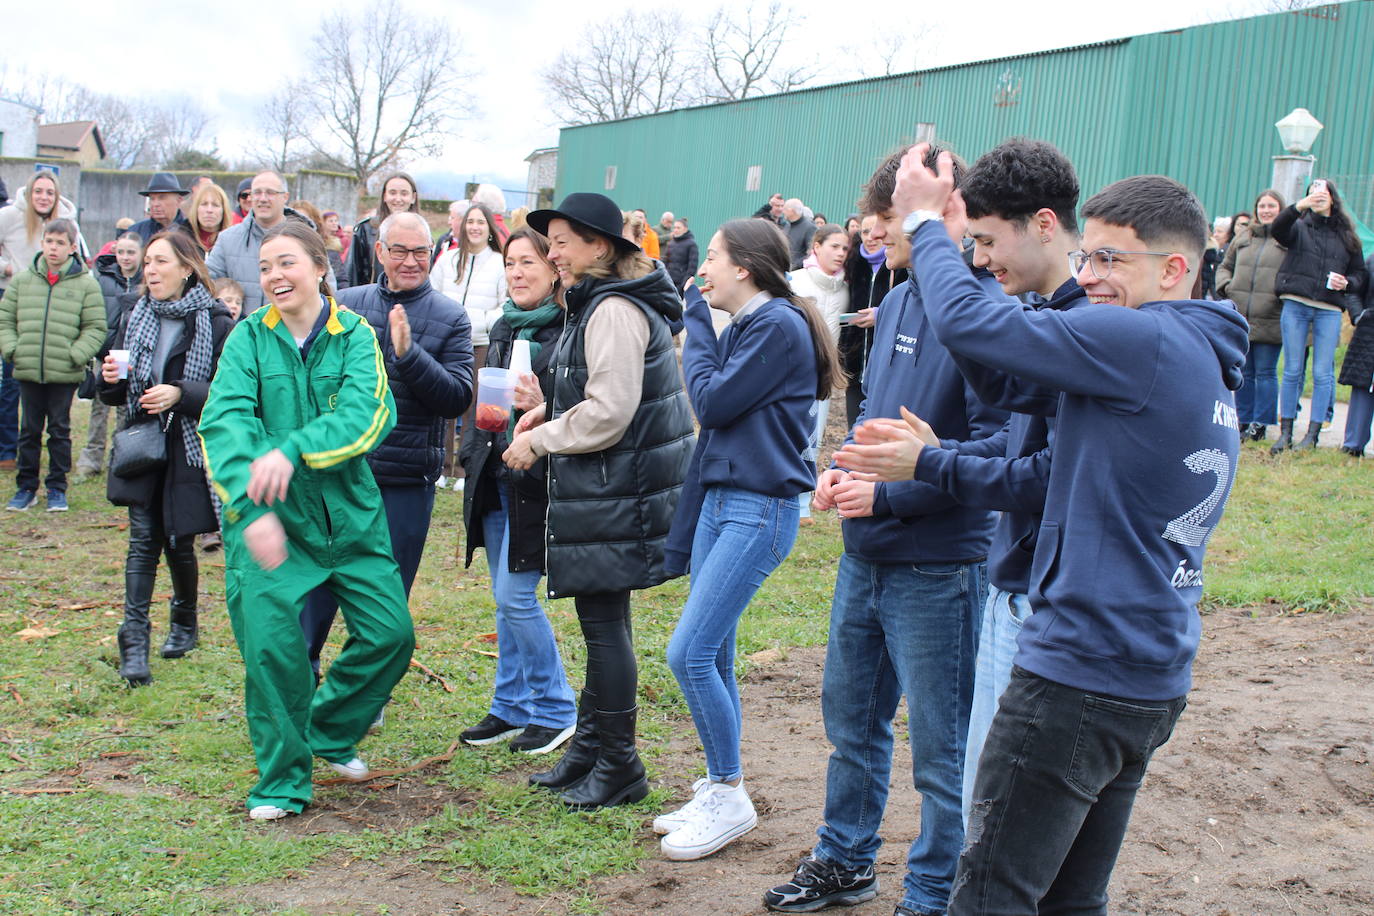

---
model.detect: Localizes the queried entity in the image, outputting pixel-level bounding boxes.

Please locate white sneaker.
[436,475,448,489]
[652,777,710,835]
[452,477,465,492]
[249,805,291,820]
[660,781,757,861]
[328,757,370,781]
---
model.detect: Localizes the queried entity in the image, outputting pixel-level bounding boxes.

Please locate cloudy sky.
[7,0,1278,200]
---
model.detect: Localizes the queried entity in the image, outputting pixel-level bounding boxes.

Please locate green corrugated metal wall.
[555,2,1374,237]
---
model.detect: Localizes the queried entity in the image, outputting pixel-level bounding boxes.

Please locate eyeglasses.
[1068,248,1179,280]
[385,245,432,263]
[249,189,286,200]
[237,193,251,201]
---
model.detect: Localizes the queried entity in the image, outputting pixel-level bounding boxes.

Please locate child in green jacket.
[0,218,106,511]
[197,221,414,821]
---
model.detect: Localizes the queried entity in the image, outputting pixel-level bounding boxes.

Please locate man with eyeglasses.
[208,171,337,315]
[299,210,473,695]
[841,153,1248,914]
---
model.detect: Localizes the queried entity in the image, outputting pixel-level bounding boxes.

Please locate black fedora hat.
[527,192,639,255]
[138,172,190,197]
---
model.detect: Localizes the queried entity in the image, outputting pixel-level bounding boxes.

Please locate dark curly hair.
[961,138,1080,235]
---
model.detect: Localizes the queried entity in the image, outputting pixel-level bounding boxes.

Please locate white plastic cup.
[475,367,516,432]
[110,349,130,379]
[1327,272,1340,290]
[509,339,532,378]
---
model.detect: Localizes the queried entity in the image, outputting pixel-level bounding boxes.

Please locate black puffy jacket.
[336,276,474,486]
[544,268,695,598]
[1338,254,1374,390]
[461,307,564,573]
[95,254,141,330]
[344,217,380,288]
[664,230,699,290]
[1271,205,1366,309]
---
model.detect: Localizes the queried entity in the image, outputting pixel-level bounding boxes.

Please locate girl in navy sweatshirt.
[658,219,840,862]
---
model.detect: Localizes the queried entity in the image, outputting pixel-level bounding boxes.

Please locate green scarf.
[501,296,563,364]
[500,295,563,439]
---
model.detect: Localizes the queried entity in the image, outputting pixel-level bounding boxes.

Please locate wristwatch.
[902,209,945,236]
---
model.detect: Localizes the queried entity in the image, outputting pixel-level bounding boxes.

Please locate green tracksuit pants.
[224,532,414,813]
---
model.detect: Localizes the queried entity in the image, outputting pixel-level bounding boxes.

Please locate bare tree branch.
[252,84,313,173]
[700,3,816,102]
[301,0,467,188]
[543,11,702,125]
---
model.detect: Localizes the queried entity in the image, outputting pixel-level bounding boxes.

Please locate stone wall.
[74,169,359,248]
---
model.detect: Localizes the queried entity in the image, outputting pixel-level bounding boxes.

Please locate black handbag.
[110,412,173,479]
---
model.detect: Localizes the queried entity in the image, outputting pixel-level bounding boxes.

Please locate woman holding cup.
[98,231,235,685]
[1269,178,1368,452]
[507,193,694,809]
[458,228,577,753]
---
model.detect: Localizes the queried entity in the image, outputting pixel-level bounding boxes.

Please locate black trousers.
[125,496,199,623]
[574,590,635,710]
[17,382,76,493]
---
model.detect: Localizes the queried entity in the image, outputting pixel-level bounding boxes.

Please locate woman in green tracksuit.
[198,221,415,821]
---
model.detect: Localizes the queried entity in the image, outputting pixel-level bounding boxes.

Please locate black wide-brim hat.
[527,192,640,255]
[138,171,190,197]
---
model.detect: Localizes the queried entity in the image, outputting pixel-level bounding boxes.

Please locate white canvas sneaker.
[328,757,371,781]
[660,781,757,861]
[249,805,291,820]
[652,777,710,835]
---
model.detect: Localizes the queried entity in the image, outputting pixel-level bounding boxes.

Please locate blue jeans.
[1343,386,1374,451]
[483,484,575,729]
[1236,341,1280,426]
[667,486,799,783]
[962,586,1031,825]
[948,668,1186,915]
[1279,301,1341,423]
[0,359,17,460]
[815,553,986,915]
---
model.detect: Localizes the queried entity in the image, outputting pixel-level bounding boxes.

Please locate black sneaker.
[509,723,575,755]
[763,854,878,912]
[460,714,522,746]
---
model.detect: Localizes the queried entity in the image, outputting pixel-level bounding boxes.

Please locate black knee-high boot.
[529,689,599,790]
[558,706,648,809]
[160,535,199,659]
[119,569,155,686]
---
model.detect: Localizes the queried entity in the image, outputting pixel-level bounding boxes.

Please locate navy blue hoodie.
[919,278,1086,594]
[911,222,1249,700]
[665,286,818,574]
[835,270,1008,564]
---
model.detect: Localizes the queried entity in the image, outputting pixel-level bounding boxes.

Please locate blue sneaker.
[46,491,68,512]
[6,489,37,511]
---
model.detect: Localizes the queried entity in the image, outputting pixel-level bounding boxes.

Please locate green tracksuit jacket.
[198,297,415,814]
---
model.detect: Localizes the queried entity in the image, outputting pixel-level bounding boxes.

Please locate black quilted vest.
[545,269,695,598]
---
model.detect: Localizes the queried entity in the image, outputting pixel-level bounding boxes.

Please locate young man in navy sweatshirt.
[839,138,1087,825]
[844,155,1249,913]
[762,147,1008,916]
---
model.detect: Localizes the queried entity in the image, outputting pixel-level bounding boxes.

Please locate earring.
[1041,236,1051,243]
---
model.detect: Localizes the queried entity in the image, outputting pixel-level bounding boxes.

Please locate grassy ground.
[0,407,1370,914]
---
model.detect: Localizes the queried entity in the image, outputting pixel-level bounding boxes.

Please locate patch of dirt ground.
[221,606,1374,915]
